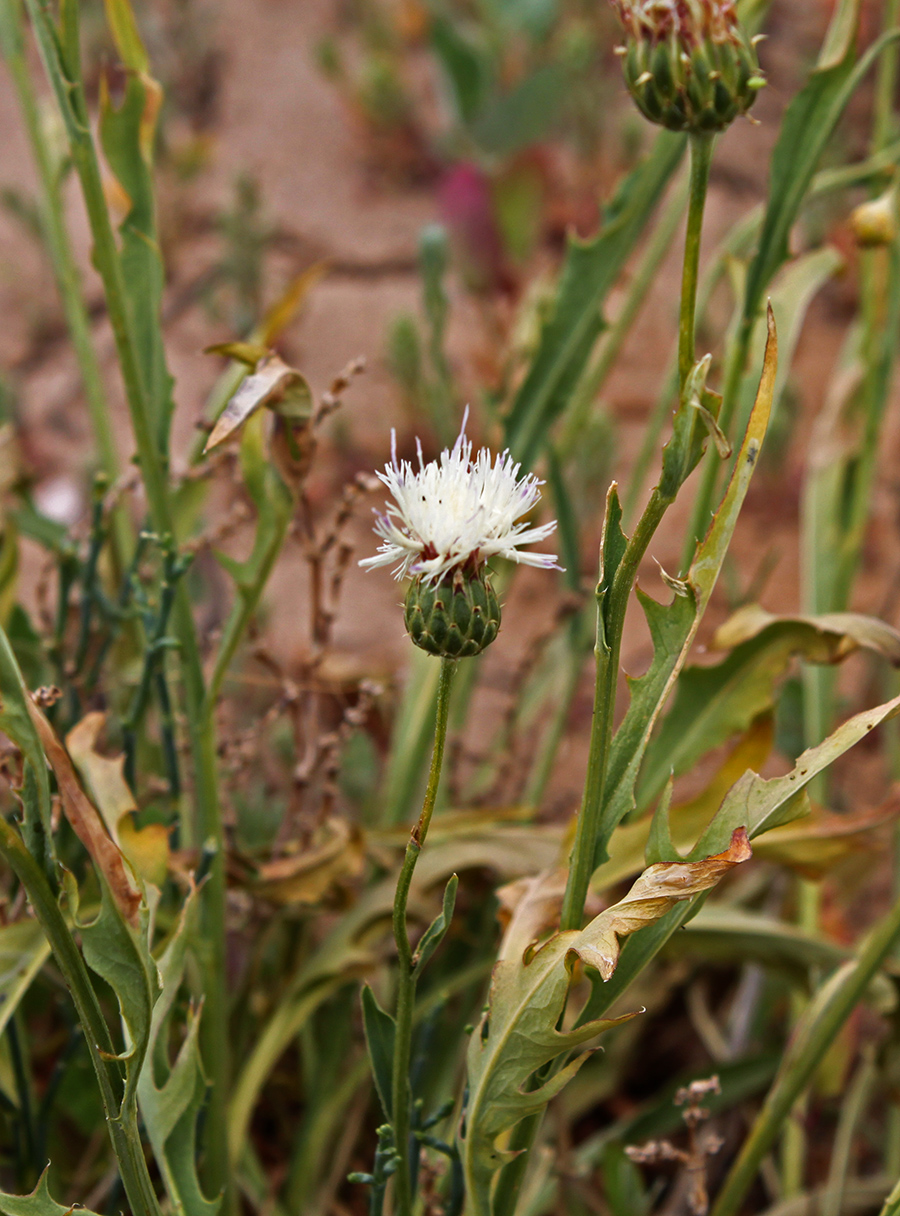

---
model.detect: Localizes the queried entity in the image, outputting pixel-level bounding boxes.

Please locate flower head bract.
[360,415,559,585]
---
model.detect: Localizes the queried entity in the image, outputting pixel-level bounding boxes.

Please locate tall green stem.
[390,656,456,1216]
[678,133,714,394]
[560,490,669,933]
[560,135,713,934]
[0,0,131,574]
[21,2,231,1196]
[0,817,162,1216]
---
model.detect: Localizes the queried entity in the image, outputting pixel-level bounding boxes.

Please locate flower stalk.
[390,655,456,1216]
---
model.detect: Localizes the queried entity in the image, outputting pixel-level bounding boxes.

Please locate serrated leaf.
[0,1168,103,1216]
[461,830,751,1214]
[361,986,396,1121]
[204,354,312,452]
[597,308,778,859]
[137,886,221,1216]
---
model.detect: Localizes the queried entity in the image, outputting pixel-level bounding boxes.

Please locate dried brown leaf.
[28,703,141,927]
[204,353,313,452]
[569,828,752,981]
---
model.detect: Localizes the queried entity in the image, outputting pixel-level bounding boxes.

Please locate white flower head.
[360,412,560,584]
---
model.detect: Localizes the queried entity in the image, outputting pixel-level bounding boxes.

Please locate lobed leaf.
[0,1169,103,1216]
[461,831,751,1214]
[137,887,221,1216]
[598,307,778,857]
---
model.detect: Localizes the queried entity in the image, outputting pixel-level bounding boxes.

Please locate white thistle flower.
[360,415,560,584]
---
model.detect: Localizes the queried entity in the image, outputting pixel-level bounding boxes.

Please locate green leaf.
[598,309,779,857]
[137,887,221,1216]
[0,1169,103,1216]
[102,0,148,72]
[635,605,900,813]
[504,132,685,468]
[429,15,491,126]
[644,777,679,865]
[471,63,566,159]
[0,919,51,1039]
[99,65,172,451]
[710,888,900,1216]
[672,906,848,978]
[361,985,396,1121]
[461,831,750,1214]
[744,28,899,325]
[72,877,158,1116]
[413,873,458,976]
[695,689,900,856]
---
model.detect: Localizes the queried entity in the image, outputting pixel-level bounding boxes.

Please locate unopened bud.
[611,0,764,133]
[850,188,897,248]
[404,568,501,658]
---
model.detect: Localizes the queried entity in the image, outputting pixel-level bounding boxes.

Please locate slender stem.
[678,134,715,393]
[560,488,669,932]
[0,816,162,1216]
[390,656,456,1216]
[560,134,714,933]
[0,0,131,575]
[22,6,232,1193]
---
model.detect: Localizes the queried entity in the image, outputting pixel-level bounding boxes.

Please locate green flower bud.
[611,0,765,134]
[404,568,501,659]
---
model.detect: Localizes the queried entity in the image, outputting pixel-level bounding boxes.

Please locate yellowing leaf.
[204,353,313,452]
[65,712,170,889]
[753,799,899,877]
[596,718,773,891]
[118,816,170,889]
[67,712,135,836]
[103,0,149,73]
[712,605,900,666]
[203,341,270,367]
[259,261,330,345]
[255,817,365,906]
